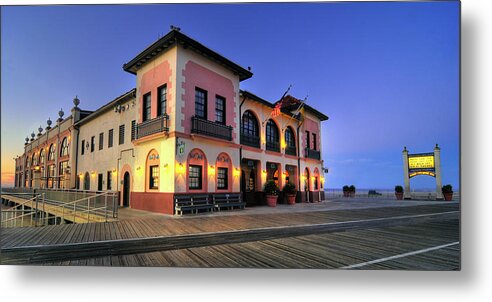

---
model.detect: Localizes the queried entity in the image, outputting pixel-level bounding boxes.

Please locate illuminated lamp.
[163,163,168,170]
[262,170,267,175]
[91,171,96,177]
[209,165,215,174]
[233,167,240,177]
[34,166,40,171]
[281,140,287,149]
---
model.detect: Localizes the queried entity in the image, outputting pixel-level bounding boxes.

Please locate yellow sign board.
[408,155,435,169]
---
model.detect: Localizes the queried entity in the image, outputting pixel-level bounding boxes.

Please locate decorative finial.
[25,137,29,144]
[46,117,52,130]
[73,96,80,107]
[170,25,181,31]
[58,108,64,122]
[403,146,407,151]
[37,126,43,136]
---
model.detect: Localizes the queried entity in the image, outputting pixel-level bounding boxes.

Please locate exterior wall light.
[163,163,168,169]
[233,167,240,177]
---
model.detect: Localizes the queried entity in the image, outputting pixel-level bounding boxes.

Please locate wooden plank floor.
[0,203,459,249]
[42,219,459,270]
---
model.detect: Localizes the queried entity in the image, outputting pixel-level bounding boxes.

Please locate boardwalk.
[0,200,460,269]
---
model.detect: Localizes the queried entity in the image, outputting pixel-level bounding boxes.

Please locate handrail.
[1,190,117,227]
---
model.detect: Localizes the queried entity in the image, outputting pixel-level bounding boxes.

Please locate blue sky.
[1,2,460,189]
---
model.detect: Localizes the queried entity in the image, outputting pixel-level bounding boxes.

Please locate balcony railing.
[191,116,233,141]
[305,148,321,160]
[266,141,280,152]
[285,145,297,156]
[136,114,169,140]
[240,133,260,148]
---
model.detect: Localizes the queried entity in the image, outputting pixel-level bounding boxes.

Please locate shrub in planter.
[442,184,453,201]
[349,185,356,197]
[264,180,279,207]
[283,182,297,205]
[395,185,404,200]
[342,185,350,197]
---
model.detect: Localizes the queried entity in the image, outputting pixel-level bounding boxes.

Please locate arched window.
[48,144,55,161]
[285,126,296,156]
[241,111,260,148]
[25,156,30,168]
[146,149,160,191]
[216,152,233,192]
[60,137,69,157]
[187,148,207,191]
[39,149,45,165]
[266,119,280,152]
[31,153,37,167]
[84,172,90,190]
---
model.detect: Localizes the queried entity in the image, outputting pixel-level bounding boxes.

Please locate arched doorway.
[304,167,310,202]
[123,172,131,207]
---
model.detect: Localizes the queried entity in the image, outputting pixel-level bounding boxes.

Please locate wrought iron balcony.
[136,114,169,140]
[240,133,260,148]
[305,148,321,160]
[285,145,297,156]
[191,116,233,141]
[266,141,280,152]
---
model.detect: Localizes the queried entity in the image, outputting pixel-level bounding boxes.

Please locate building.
[14,28,328,215]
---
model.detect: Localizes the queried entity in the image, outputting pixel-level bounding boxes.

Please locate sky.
[0,1,460,190]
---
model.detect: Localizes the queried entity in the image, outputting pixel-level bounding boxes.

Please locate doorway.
[97,173,103,191]
[123,172,130,207]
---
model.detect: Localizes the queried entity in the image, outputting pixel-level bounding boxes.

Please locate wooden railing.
[191,116,233,141]
[136,114,169,140]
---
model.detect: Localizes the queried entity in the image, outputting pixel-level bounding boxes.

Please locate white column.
[402,147,411,199]
[434,144,443,200]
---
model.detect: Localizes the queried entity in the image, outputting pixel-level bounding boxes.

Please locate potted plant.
[264,180,279,207]
[349,185,356,197]
[283,182,297,205]
[442,184,453,201]
[343,185,350,197]
[395,185,404,200]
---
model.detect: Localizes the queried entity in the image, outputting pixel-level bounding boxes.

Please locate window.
[91,136,95,152]
[39,149,45,165]
[312,133,317,150]
[81,140,85,155]
[107,171,112,190]
[195,88,207,119]
[31,154,37,166]
[108,129,114,148]
[149,165,159,190]
[48,144,55,161]
[143,93,151,122]
[157,85,167,116]
[215,95,225,124]
[314,177,319,190]
[306,131,311,149]
[131,120,136,141]
[60,137,69,157]
[266,119,280,151]
[242,111,259,136]
[59,161,68,177]
[188,165,202,190]
[217,167,228,190]
[119,124,125,145]
[99,133,104,150]
[47,165,55,188]
[285,127,296,155]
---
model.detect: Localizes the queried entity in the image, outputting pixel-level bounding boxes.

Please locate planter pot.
[266,195,278,207]
[343,191,350,198]
[350,192,356,198]
[286,194,296,205]
[395,192,403,200]
[443,192,453,201]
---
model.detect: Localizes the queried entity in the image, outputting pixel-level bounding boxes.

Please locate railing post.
[87,197,90,222]
[34,194,39,227]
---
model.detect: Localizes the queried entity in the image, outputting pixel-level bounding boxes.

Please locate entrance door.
[97,173,103,191]
[304,168,310,202]
[123,172,130,207]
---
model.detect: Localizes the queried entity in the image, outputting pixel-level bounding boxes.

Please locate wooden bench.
[174,195,214,216]
[212,193,246,211]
